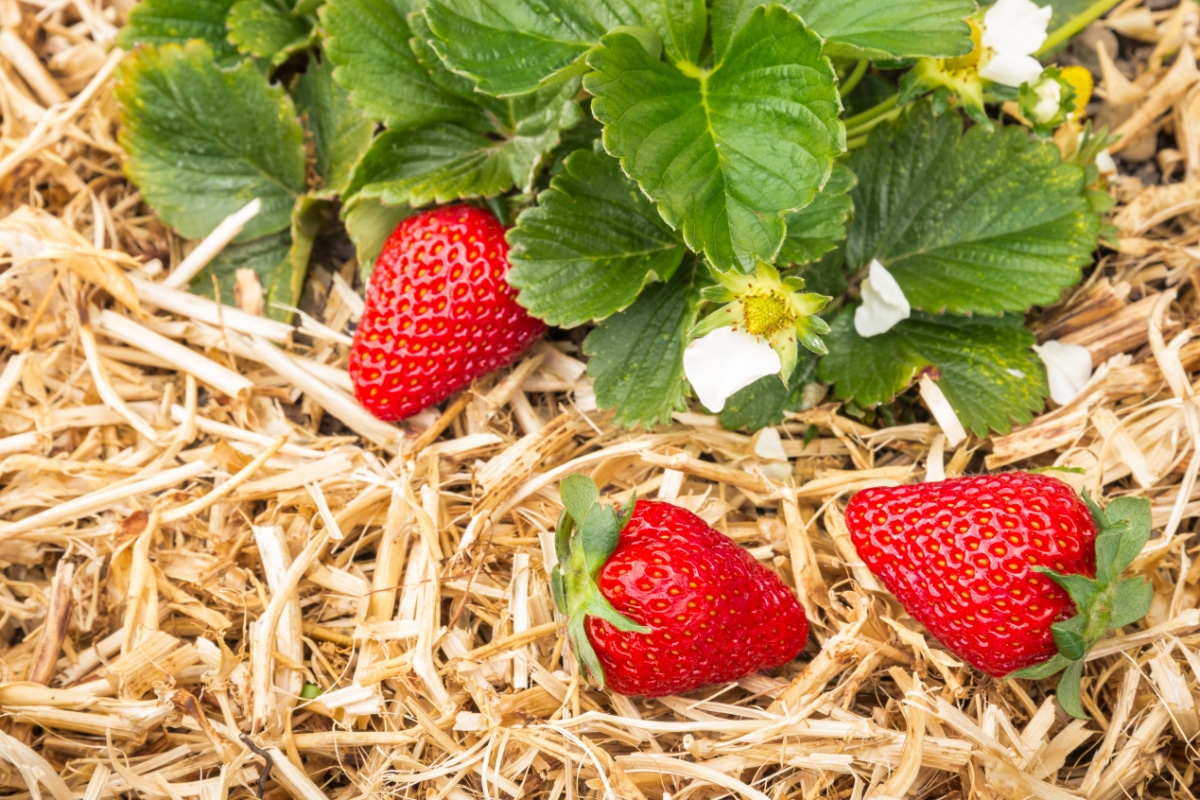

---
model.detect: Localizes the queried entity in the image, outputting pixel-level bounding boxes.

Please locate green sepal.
[553,511,573,568]
[1036,568,1099,612]
[1013,653,1070,681]
[1050,616,1088,662]
[554,474,650,691]
[551,567,567,613]
[567,616,606,685]
[617,493,637,530]
[1013,488,1153,719]
[1104,498,1152,573]
[1110,578,1153,629]
[581,504,621,575]
[1056,660,1087,719]
[581,592,649,632]
[561,473,600,525]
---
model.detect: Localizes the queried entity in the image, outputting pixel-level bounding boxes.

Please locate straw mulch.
[1,1,1198,798]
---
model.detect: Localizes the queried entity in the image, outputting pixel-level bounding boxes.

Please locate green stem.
[845,107,902,140]
[840,59,868,97]
[845,133,868,151]
[843,94,898,132]
[1037,0,1124,55]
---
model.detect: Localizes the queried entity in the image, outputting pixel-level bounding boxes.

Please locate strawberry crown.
[550,474,649,690]
[1013,491,1153,719]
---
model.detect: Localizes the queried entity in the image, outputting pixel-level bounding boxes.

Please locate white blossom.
[683,327,781,413]
[1034,340,1093,405]
[1029,76,1062,123]
[854,260,911,338]
[979,0,1052,87]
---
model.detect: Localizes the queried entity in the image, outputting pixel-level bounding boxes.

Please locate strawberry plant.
[846,472,1152,718]
[551,474,808,696]
[116,0,1120,430]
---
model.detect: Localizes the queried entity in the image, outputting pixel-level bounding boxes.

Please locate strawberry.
[551,474,808,697]
[349,205,545,421]
[845,471,1152,717]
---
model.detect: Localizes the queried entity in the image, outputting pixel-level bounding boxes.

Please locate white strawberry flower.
[684,261,831,413]
[1028,75,1063,123]
[683,327,781,413]
[978,0,1053,88]
[1033,339,1092,405]
[854,260,911,338]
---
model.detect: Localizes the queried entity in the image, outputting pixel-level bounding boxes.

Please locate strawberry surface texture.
[553,479,808,697]
[846,472,1096,677]
[349,205,545,421]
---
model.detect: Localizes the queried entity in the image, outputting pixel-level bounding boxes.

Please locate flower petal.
[683,327,781,413]
[1030,77,1062,122]
[981,0,1052,56]
[854,259,911,338]
[979,51,1045,87]
[1033,340,1093,405]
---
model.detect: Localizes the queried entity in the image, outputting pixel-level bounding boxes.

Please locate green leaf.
[343,196,409,281]
[346,80,581,207]
[847,101,1101,316]
[293,56,372,197]
[508,148,686,328]
[117,0,242,65]
[228,0,315,65]
[423,0,647,97]
[1110,578,1153,629]
[639,0,707,63]
[712,0,973,61]
[116,41,306,242]
[719,352,818,431]
[190,229,291,305]
[790,0,975,60]
[188,194,322,321]
[819,310,1048,436]
[794,245,849,298]
[320,0,478,130]
[586,5,843,272]
[585,259,700,427]
[778,164,855,267]
[274,194,324,320]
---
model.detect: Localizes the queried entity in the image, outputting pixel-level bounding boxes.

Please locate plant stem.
[845,107,902,140]
[1037,0,1124,55]
[840,59,868,97]
[843,94,898,131]
[845,133,869,151]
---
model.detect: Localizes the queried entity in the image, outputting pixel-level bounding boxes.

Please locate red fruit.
[846,472,1096,677]
[553,475,808,697]
[349,205,545,421]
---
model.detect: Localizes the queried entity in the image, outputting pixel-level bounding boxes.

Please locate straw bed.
[0,1,1199,798]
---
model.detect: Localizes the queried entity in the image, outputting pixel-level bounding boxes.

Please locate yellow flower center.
[742,293,790,338]
[944,19,983,72]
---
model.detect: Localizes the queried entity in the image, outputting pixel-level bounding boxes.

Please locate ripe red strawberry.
[552,474,808,697]
[349,205,545,421]
[846,472,1152,717]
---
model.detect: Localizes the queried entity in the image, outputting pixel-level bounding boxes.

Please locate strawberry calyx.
[1013,491,1153,718]
[550,474,650,690]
